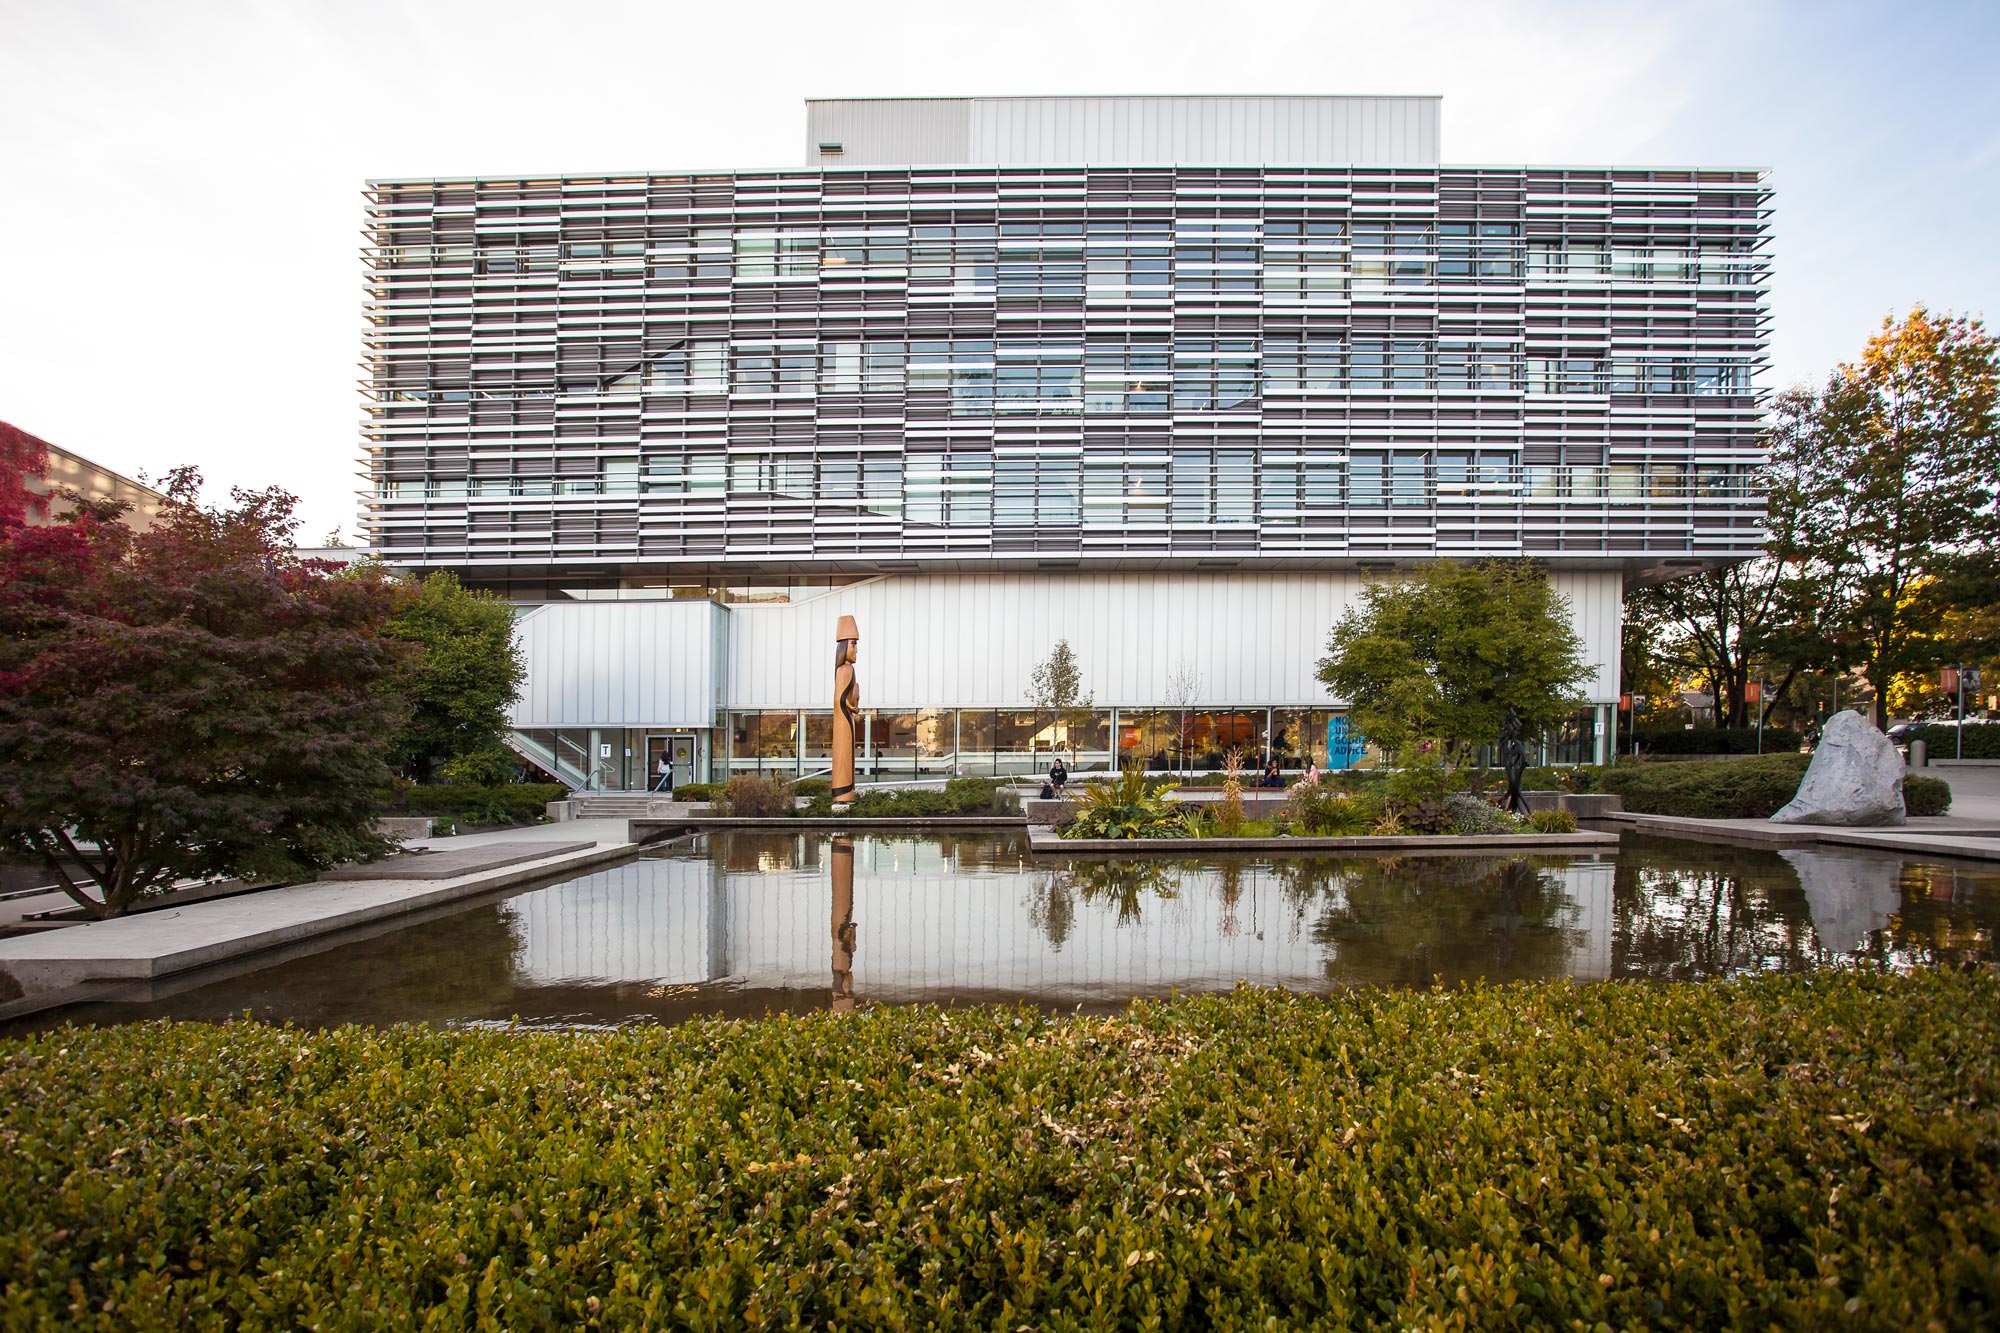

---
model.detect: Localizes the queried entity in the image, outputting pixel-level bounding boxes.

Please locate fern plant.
[1062,766,1183,839]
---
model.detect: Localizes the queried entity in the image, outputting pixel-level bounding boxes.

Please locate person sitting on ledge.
[1262,756,1283,788]
[1049,756,1069,792]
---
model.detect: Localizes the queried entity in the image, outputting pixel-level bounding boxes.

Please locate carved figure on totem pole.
[1498,706,1530,816]
[832,615,860,808]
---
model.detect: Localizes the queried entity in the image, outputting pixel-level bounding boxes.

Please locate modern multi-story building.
[5,421,169,531]
[360,95,1771,790]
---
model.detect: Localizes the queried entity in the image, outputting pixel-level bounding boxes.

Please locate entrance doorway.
[645,734,699,792]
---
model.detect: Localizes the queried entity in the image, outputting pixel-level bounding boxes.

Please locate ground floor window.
[526,704,1604,789]
[1117,709,1273,773]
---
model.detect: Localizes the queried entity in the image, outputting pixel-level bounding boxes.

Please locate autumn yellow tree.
[1764,307,2000,727]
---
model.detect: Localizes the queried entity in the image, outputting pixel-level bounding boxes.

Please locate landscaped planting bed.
[4,970,1997,1328]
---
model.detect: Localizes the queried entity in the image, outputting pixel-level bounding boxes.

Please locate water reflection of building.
[498,839,1622,1003]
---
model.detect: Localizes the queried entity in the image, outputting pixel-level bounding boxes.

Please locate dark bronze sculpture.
[832,615,859,808]
[1499,706,1530,816]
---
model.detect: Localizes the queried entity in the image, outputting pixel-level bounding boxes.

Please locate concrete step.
[567,795,674,818]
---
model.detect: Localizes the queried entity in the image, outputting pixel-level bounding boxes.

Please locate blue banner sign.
[1326,716,1368,770]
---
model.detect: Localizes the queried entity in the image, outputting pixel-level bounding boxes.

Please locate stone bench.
[1521,791,1623,817]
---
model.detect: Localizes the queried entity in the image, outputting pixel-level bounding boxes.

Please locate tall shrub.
[383,571,526,784]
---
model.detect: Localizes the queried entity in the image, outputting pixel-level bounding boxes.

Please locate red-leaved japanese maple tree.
[0,468,413,918]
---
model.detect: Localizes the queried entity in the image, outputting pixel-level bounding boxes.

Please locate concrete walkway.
[1607,811,2000,863]
[0,819,636,1016]
[1929,763,2000,823]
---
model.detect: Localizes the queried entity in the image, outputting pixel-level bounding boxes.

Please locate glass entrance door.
[646,734,699,791]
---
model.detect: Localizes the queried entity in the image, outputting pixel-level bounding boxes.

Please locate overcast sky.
[2,0,1995,542]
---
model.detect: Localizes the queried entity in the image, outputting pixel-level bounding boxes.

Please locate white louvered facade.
[360,95,1772,786]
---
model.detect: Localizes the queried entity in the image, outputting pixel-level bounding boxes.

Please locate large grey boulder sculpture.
[1769,710,1907,827]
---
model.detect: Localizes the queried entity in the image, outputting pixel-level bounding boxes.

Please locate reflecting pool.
[11,831,1999,1032]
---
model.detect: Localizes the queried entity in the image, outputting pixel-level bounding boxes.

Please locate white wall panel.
[806,96,1441,166]
[1549,570,1623,702]
[804,98,970,166]
[724,572,1621,711]
[511,574,1621,726]
[509,601,724,728]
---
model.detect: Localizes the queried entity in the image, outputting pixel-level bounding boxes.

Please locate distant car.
[1886,723,1919,746]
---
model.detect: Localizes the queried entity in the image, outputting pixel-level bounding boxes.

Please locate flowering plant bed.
[1031,825,1618,854]
[3,971,1995,1327]
[1057,768,1584,841]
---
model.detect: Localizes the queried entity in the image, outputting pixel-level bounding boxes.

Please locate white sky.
[3,0,1995,543]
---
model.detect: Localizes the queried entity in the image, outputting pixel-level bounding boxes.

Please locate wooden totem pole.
[832,615,860,808]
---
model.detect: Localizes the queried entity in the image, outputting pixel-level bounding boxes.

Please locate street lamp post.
[1952,665,1982,760]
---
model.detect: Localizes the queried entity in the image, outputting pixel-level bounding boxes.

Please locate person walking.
[653,754,673,795]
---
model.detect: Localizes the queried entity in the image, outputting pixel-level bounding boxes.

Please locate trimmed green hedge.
[4,972,1998,1327]
[806,777,1018,818]
[1911,723,2000,759]
[1635,727,1804,755]
[1598,754,1810,818]
[384,783,566,823]
[1600,756,1952,819]
[1906,773,1954,816]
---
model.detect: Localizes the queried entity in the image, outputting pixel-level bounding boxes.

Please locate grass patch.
[4,971,1996,1328]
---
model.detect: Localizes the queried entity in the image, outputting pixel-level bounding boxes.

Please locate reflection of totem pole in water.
[830,835,857,1011]
[1499,706,1530,816]
[832,615,860,807]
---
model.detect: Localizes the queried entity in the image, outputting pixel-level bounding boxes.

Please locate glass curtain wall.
[860,708,957,781]
[1271,709,1383,771]
[728,711,800,778]
[958,709,1112,776]
[1119,710,1269,773]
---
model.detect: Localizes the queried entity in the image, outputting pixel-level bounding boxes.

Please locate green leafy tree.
[383,571,527,784]
[1623,558,1834,731]
[0,469,412,919]
[1766,306,2000,727]
[1026,638,1094,764]
[1316,560,1591,758]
